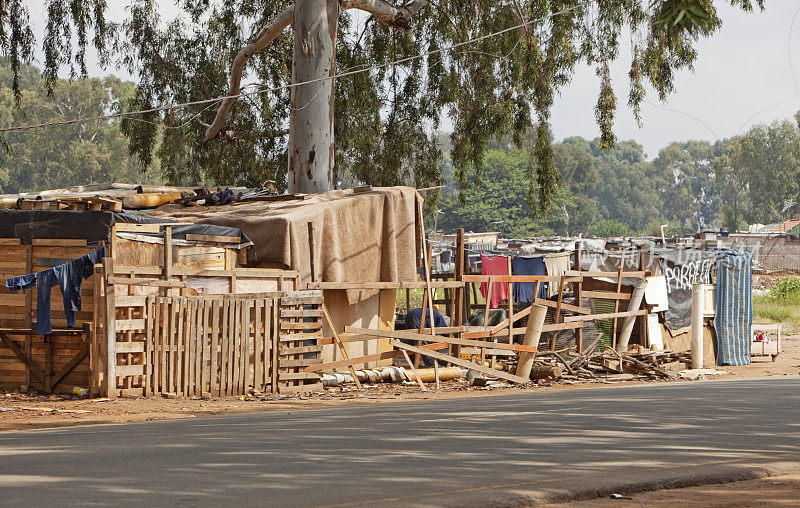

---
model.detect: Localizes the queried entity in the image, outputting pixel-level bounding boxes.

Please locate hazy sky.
[25,2,800,159]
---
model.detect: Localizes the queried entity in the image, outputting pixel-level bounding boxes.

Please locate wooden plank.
[280,321,322,330]
[254,300,263,392]
[228,299,237,394]
[390,340,531,385]
[583,290,631,300]
[116,364,144,377]
[152,299,161,395]
[185,299,195,397]
[306,281,463,290]
[304,342,448,372]
[176,298,186,397]
[279,345,323,355]
[279,296,324,306]
[115,319,146,331]
[114,223,166,233]
[0,238,21,245]
[280,358,324,368]
[346,328,539,353]
[31,239,87,246]
[211,299,221,397]
[532,297,591,315]
[116,342,146,354]
[462,321,584,339]
[271,301,278,394]
[278,371,321,381]
[115,295,149,307]
[102,258,116,398]
[279,309,323,318]
[489,306,532,336]
[463,274,582,283]
[185,233,241,244]
[107,277,187,288]
[234,299,244,395]
[166,299,175,394]
[564,309,648,322]
[566,270,646,277]
[220,299,230,395]
[197,299,207,396]
[242,299,251,394]
[145,297,154,396]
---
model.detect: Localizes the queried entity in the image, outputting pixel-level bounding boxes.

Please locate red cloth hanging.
[479,254,509,308]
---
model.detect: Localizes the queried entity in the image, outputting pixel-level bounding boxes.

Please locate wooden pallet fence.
[140,295,275,397]
[277,291,324,394]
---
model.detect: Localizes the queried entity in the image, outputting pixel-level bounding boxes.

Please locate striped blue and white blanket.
[714,249,752,366]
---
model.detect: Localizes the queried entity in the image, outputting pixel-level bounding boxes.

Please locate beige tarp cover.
[147,187,421,287]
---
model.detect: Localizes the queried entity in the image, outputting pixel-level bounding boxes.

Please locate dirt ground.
[1,335,798,433]
[543,473,800,507]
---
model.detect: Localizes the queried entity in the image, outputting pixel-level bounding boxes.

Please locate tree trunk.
[288,0,339,194]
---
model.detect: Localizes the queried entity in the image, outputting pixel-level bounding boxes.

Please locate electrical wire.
[735,3,800,135]
[0,2,588,134]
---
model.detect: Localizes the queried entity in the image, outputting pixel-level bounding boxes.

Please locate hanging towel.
[480,254,509,309]
[511,256,546,303]
[543,252,571,298]
[644,275,669,312]
[714,249,752,366]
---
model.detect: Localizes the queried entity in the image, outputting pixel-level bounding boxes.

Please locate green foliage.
[0,1,766,205]
[765,277,800,304]
[0,61,155,193]
[590,219,631,238]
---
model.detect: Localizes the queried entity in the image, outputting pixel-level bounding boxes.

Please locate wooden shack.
[0,212,324,397]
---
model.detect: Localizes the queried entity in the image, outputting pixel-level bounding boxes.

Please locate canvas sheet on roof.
[146,187,421,287]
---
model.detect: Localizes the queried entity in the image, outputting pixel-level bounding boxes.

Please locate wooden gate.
[144,296,276,397]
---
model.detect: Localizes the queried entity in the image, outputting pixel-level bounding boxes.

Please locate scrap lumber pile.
[509,341,692,383]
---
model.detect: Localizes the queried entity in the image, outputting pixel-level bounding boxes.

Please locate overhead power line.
[0,3,588,134]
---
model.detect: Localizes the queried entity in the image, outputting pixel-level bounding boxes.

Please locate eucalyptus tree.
[0,0,765,209]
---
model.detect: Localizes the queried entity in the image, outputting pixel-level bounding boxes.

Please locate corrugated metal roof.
[764,218,800,233]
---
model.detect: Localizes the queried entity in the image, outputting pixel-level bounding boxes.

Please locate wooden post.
[401,349,428,392]
[616,278,648,353]
[574,243,583,353]
[102,257,117,398]
[455,228,465,327]
[307,222,316,284]
[515,304,547,380]
[612,248,626,349]
[506,256,513,346]
[483,276,493,325]
[163,225,173,297]
[549,276,565,350]
[23,243,32,388]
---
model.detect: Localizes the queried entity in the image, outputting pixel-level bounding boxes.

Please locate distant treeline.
[0,62,158,194]
[436,116,800,237]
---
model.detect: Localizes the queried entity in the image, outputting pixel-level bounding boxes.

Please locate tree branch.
[342,0,428,29]
[205,1,426,142]
[204,6,294,141]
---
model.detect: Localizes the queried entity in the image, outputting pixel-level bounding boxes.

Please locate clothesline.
[5,247,105,335]
[479,252,571,309]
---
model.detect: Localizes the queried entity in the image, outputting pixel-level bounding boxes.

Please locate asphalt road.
[2,377,800,507]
